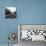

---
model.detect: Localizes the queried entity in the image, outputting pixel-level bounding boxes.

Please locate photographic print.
[5,7,16,18]
[18,25,46,46]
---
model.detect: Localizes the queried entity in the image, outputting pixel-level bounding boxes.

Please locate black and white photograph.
[5,7,16,18]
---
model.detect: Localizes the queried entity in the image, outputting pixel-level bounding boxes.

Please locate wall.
[0,0,46,44]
